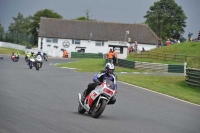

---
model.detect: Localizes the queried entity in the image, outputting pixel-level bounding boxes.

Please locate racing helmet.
[105,63,115,74]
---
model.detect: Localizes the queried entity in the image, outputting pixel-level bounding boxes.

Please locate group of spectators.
[192,30,200,41]
[107,49,117,65]
[128,41,145,53]
[157,30,200,48]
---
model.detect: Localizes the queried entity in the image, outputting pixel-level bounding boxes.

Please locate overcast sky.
[0,0,199,39]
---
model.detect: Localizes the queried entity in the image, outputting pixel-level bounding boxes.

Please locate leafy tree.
[144,0,187,40]
[74,16,91,21]
[8,12,32,34]
[30,9,63,45]
[0,19,5,40]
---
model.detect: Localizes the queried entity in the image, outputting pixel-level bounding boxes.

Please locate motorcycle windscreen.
[105,79,115,90]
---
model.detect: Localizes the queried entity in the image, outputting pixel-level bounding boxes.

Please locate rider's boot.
[81,90,87,104]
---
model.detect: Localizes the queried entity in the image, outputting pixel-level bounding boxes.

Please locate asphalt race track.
[0,55,200,133]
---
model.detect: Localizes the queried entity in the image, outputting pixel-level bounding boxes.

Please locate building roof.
[39,17,158,44]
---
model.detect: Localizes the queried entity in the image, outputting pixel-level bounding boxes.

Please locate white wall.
[0,41,26,51]
[38,37,130,59]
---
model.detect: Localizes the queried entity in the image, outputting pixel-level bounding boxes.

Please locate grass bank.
[56,58,200,105]
[127,41,200,68]
[0,47,25,55]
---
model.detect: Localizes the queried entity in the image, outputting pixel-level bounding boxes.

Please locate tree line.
[0,0,187,46]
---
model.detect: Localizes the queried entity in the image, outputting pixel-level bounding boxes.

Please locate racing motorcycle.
[29,57,35,69]
[0,55,3,60]
[43,54,48,61]
[78,79,116,118]
[35,55,43,70]
[11,54,19,62]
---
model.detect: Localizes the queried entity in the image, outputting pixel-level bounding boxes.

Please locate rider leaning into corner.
[82,62,117,105]
[15,51,20,59]
[27,52,36,65]
[36,51,43,67]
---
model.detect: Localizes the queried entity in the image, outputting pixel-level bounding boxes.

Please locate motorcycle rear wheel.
[91,99,107,118]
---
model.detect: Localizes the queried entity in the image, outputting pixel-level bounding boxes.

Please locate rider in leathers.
[36,51,43,67]
[82,63,117,104]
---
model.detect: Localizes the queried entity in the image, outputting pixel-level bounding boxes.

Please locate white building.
[38,17,158,59]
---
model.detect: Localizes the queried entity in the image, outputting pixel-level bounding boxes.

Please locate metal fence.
[105,58,185,73]
[185,68,200,87]
[133,51,197,63]
[71,52,103,58]
[0,31,34,47]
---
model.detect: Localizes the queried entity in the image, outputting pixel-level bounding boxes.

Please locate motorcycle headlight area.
[103,88,113,95]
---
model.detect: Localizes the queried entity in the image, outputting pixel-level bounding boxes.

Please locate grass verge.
[56,58,145,72]
[0,47,25,55]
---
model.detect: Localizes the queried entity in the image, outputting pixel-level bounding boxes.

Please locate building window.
[52,38,58,43]
[46,38,58,43]
[96,41,104,46]
[113,47,123,54]
[72,39,81,44]
[46,38,51,42]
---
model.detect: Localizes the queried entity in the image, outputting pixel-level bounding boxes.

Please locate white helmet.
[105,63,115,74]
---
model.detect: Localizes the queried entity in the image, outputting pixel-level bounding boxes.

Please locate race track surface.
[0,55,200,133]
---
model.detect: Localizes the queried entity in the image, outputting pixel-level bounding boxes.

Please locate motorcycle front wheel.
[91,99,107,118]
[36,63,40,70]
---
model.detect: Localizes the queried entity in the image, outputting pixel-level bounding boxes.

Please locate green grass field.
[127,41,200,68]
[0,47,25,55]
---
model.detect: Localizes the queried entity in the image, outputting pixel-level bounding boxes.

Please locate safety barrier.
[185,68,200,87]
[106,59,185,73]
[71,52,103,58]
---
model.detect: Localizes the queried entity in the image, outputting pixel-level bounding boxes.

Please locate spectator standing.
[107,49,113,63]
[134,41,138,53]
[158,37,162,47]
[198,30,200,41]
[166,39,171,46]
[188,32,193,41]
[62,50,68,58]
[179,34,184,43]
[112,49,118,66]
[141,47,145,52]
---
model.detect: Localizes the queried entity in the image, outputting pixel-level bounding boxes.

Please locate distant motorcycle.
[11,55,19,62]
[0,55,3,60]
[25,54,28,62]
[78,79,116,118]
[29,57,35,69]
[35,55,43,70]
[43,54,48,61]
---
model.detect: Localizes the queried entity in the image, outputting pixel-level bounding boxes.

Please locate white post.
[184,62,187,76]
